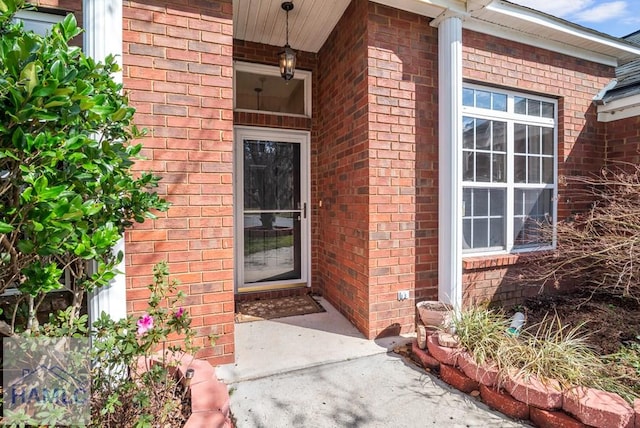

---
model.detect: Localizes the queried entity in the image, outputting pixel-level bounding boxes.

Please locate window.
[14,10,64,36]
[462,85,557,254]
[234,61,312,117]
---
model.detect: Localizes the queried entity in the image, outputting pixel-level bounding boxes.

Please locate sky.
[510,0,640,38]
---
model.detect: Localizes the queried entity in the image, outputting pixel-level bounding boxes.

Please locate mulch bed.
[520,291,640,396]
[520,291,640,355]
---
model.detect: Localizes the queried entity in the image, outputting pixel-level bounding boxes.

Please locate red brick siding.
[366,3,437,336]
[315,1,438,338]
[605,115,640,166]
[123,0,235,365]
[315,0,371,335]
[461,30,614,306]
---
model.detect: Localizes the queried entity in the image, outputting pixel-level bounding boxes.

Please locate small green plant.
[452,307,639,404]
[20,263,200,428]
[495,315,604,388]
[452,305,510,365]
[90,262,198,428]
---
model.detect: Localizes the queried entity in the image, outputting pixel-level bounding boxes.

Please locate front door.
[234,126,310,292]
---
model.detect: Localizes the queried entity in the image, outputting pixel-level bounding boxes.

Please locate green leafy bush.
[90,262,198,428]
[0,0,168,329]
[3,263,200,427]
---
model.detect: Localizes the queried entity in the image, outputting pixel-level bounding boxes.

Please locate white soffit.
[372,0,640,66]
[370,0,455,17]
[474,1,640,66]
[233,0,350,53]
[597,94,640,122]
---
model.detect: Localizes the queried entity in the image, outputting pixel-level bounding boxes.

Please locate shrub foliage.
[518,166,640,300]
[0,0,168,328]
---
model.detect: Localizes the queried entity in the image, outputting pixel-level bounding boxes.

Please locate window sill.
[462,254,523,270]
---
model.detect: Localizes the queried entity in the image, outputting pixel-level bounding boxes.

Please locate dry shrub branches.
[520,164,640,300]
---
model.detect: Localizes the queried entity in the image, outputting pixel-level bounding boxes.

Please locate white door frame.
[233,126,311,293]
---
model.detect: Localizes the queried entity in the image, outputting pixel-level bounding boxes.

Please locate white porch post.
[437,16,463,311]
[84,0,127,325]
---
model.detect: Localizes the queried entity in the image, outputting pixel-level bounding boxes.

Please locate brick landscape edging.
[410,333,636,428]
[137,352,232,428]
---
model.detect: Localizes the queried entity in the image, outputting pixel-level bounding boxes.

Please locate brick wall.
[123,0,235,365]
[365,3,437,336]
[461,30,614,306]
[315,0,371,335]
[34,0,82,18]
[605,115,640,166]
[315,1,438,338]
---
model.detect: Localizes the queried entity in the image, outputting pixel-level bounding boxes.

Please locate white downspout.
[84,0,127,325]
[436,15,463,311]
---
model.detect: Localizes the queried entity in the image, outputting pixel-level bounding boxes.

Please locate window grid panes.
[463,188,505,250]
[514,96,555,118]
[463,117,507,183]
[514,124,554,184]
[463,88,507,112]
[514,189,553,247]
[462,85,557,253]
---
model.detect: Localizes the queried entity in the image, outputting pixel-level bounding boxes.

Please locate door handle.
[303,202,307,219]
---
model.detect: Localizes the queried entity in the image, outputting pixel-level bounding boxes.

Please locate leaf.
[60,13,82,40]
[39,185,67,200]
[32,84,56,97]
[73,242,86,256]
[90,105,115,116]
[82,200,103,216]
[33,111,59,121]
[33,175,48,195]
[17,240,34,254]
[50,59,64,80]
[111,107,127,122]
[19,61,38,96]
[44,96,69,108]
[20,187,33,203]
[64,136,84,151]
[0,221,14,233]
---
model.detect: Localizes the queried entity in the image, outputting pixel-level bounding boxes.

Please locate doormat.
[235,294,325,323]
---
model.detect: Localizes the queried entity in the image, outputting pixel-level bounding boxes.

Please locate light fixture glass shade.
[278,45,296,81]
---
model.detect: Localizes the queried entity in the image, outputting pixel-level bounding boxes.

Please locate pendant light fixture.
[278,2,296,81]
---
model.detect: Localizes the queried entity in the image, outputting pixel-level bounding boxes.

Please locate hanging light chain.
[285,4,290,46]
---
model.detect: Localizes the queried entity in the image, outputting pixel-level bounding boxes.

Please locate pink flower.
[136,313,154,335]
[175,307,185,318]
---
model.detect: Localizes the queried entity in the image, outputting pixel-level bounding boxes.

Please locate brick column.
[123,0,235,365]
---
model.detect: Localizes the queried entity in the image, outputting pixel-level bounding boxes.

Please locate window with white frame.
[462,84,557,254]
[15,10,64,35]
[234,61,312,118]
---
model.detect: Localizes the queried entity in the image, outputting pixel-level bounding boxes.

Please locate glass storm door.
[234,127,310,292]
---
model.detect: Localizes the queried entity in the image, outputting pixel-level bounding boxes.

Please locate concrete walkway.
[217,298,528,428]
